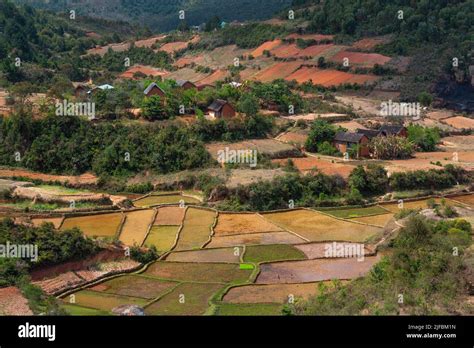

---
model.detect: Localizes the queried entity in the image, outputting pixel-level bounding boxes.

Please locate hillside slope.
[14,0,293,31]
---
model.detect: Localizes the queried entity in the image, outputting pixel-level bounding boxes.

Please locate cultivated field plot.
[119,65,168,79]
[144,282,223,315]
[214,213,284,235]
[285,67,378,86]
[321,206,388,219]
[272,157,355,178]
[144,262,252,283]
[207,231,306,248]
[335,120,367,131]
[223,282,335,304]
[215,303,283,316]
[0,287,33,315]
[243,244,306,263]
[262,210,383,242]
[251,61,303,82]
[154,206,186,225]
[295,242,373,259]
[330,51,391,67]
[275,130,309,146]
[89,275,177,300]
[64,290,148,312]
[250,39,282,57]
[441,135,474,151]
[380,198,448,213]
[166,247,241,263]
[196,69,228,85]
[174,208,215,250]
[119,209,155,246]
[256,256,380,284]
[133,194,200,207]
[350,213,394,227]
[143,226,180,253]
[448,194,474,207]
[31,217,64,229]
[442,116,474,129]
[61,304,108,316]
[60,213,123,238]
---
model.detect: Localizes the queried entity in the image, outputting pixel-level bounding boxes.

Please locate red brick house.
[176,80,197,90]
[334,132,370,158]
[207,99,236,119]
[143,82,166,98]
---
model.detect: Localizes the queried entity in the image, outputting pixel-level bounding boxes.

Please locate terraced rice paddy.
[166,247,241,263]
[174,208,215,250]
[214,213,283,235]
[64,290,148,312]
[321,206,388,219]
[145,283,223,315]
[133,194,200,207]
[223,282,336,304]
[143,225,180,253]
[263,210,383,242]
[119,209,155,246]
[351,213,394,227]
[90,275,177,300]
[256,256,380,284]
[144,262,252,283]
[380,198,445,213]
[60,213,123,238]
[295,242,373,259]
[448,194,474,207]
[154,206,186,225]
[206,231,306,248]
[243,244,306,263]
[31,217,64,229]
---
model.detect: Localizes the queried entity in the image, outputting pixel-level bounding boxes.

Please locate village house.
[379,125,408,137]
[334,131,370,158]
[176,80,197,90]
[143,82,166,98]
[207,99,236,119]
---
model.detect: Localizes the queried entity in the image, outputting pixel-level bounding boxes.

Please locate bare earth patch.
[0,287,33,315]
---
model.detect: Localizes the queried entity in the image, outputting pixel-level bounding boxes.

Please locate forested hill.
[13,0,293,32]
[292,0,474,105]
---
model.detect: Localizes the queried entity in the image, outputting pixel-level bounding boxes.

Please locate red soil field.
[442,116,474,129]
[270,44,301,58]
[119,65,168,79]
[174,56,200,68]
[87,42,130,56]
[250,39,282,57]
[256,256,380,284]
[251,61,303,82]
[352,38,387,50]
[158,41,188,54]
[285,66,377,86]
[297,44,334,57]
[135,35,167,48]
[272,157,355,178]
[197,69,228,85]
[0,287,33,315]
[0,168,98,185]
[330,51,391,67]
